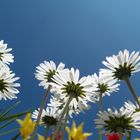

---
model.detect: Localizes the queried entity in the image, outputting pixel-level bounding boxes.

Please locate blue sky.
[0,0,140,139]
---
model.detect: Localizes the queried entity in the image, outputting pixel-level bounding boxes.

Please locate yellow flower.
[38,134,45,140]
[66,121,92,140]
[16,113,36,140]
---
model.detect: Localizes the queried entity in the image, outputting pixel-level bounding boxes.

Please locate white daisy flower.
[32,107,62,126]
[47,95,89,118]
[47,95,64,109]
[124,101,140,113]
[102,49,140,80]
[91,73,119,97]
[50,68,96,112]
[35,60,65,89]
[0,65,20,100]
[0,40,14,65]
[94,107,140,135]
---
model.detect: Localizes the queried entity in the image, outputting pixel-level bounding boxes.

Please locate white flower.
[102,49,140,80]
[0,40,14,65]
[91,73,119,97]
[47,95,90,118]
[47,95,64,109]
[35,60,65,89]
[94,107,140,135]
[32,107,62,126]
[50,68,96,112]
[124,101,140,113]
[0,65,20,100]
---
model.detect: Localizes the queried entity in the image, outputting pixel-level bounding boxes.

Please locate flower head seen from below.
[91,73,119,97]
[94,107,140,136]
[50,68,96,112]
[66,121,92,140]
[106,133,120,140]
[124,100,140,113]
[32,107,61,127]
[0,40,14,65]
[0,65,20,100]
[47,95,89,118]
[102,49,140,80]
[35,60,65,89]
[17,113,36,140]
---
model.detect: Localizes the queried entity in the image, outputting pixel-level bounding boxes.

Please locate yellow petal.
[38,134,45,140]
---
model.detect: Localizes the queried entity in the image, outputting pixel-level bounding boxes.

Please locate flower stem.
[99,93,103,112]
[123,77,140,108]
[30,85,51,140]
[127,131,131,140]
[45,126,50,140]
[119,133,123,140]
[62,107,69,140]
[52,94,73,140]
[98,93,103,140]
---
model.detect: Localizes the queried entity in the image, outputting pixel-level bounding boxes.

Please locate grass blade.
[0,101,21,120]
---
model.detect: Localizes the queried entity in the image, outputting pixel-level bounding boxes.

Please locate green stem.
[119,133,123,140]
[30,85,51,140]
[62,108,69,140]
[98,92,103,140]
[99,92,103,112]
[127,131,131,140]
[123,77,140,108]
[52,94,73,140]
[45,126,50,140]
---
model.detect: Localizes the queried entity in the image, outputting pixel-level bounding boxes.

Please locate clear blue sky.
[0,0,140,139]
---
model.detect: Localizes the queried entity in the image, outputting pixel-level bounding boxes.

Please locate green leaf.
[0,110,30,122]
[0,119,15,129]
[11,132,20,140]
[0,101,21,120]
[0,128,19,136]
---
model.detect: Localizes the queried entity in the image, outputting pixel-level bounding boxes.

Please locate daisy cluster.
[0,40,20,100]
[31,49,140,140]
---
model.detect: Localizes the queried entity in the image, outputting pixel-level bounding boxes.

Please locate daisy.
[32,107,62,127]
[0,40,14,65]
[50,68,96,140]
[94,107,140,136]
[35,60,65,89]
[91,73,119,97]
[101,49,140,108]
[91,73,119,140]
[0,65,20,100]
[124,101,140,113]
[50,68,96,111]
[102,49,140,80]
[47,95,90,118]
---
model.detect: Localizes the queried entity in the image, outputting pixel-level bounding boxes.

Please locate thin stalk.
[45,126,50,140]
[98,92,103,140]
[119,133,123,140]
[99,93,103,112]
[127,131,131,140]
[0,128,19,136]
[30,85,51,140]
[123,77,140,108]
[52,94,73,140]
[62,108,69,140]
